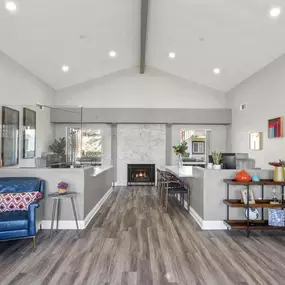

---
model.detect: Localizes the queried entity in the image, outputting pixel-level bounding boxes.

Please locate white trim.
[189,206,204,229]
[178,194,226,230]
[41,187,114,230]
[114,182,127,186]
[202,220,227,230]
[84,187,113,228]
[42,220,85,230]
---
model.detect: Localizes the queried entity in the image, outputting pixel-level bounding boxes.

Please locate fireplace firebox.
[127,164,155,186]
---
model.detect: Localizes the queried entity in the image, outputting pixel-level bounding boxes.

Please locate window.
[66,128,102,166]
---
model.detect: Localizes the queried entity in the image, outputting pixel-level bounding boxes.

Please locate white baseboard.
[84,187,113,228]
[42,220,85,230]
[42,187,114,230]
[114,182,127,186]
[178,194,226,230]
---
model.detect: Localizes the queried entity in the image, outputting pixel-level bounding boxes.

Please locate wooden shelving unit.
[223,179,285,237]
[224,220,285,230]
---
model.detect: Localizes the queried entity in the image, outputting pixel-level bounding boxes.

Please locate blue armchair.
[0,177,45,249]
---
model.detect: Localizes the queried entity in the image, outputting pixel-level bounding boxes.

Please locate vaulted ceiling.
[0,0,285,91]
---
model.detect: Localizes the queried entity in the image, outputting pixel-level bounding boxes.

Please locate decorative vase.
[58,188,67,194]
[273,166,285,182]
[235,170,251,182]
[213,164,222,170]
[177,155,183,169]
[252,174,260,182]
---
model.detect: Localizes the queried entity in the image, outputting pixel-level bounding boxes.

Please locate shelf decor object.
[241,189,255,204]
[235,170,251,182]
[1,106,19,166]
[252,174,260,182]
[268,209,285,227]
[269,160,285,182]
[223,179,285,237]
[244,208,259,220]
[249,132,262,150]
[268,117,283,138]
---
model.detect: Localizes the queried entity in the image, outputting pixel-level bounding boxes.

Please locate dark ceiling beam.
[140,0,149,74]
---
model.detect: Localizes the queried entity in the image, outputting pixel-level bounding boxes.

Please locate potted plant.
[49,137,66,164]
[269,160,285,182]
[211,151,222,170]
[58,181,68,194]
[173,141,188,168]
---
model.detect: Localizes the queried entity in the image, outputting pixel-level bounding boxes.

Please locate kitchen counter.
[183,162,205,165]
[92,166,114,177]
[164,165,194,178]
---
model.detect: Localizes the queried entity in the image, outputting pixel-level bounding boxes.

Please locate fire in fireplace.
[127,164,155,186]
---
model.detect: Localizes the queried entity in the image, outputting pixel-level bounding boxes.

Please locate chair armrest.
[28,202,40,236]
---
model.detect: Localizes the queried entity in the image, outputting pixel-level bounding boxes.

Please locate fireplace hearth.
[127,164,155,186]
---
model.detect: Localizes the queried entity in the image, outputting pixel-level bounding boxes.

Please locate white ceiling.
[0,0,285,91]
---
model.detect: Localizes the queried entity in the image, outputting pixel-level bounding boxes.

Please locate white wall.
[227,54,285,169]
[0,51,55,167]
[54,67,226,108]
[171,125,228,165]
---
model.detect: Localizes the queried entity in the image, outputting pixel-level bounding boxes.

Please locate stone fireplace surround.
[116,124,166,186]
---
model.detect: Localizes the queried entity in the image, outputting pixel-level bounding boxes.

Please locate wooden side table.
[48,192,80,240]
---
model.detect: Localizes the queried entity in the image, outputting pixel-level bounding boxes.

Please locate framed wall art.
[249,132,262,150]
[23,108,36,159]
[1,106,20,166]
[268,117,283,138]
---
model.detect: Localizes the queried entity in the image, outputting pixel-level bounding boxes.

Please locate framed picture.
[249,132,262,150]
[192,141,205,154]
[241,189,255,204]
[268,117,283,138]
[1,106,20,166]
[23,108,36,159]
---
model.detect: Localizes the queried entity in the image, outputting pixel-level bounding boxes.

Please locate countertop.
[163,165,194,178]
[92,166,114,177]
[183,162,206,165]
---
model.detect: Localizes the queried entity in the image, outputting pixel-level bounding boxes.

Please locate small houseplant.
[211,151,222,170]
[49,137,66,165]
[269,160,285,182]
[173,141,188,168]
[58,181,68,194]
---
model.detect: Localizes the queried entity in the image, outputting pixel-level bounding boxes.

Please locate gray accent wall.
[165,124,172,165]
[51,108,231,125]
[111,124,118,183]
[84,167,114,218]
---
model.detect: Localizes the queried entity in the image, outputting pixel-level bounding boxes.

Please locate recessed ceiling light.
[168,52,176,59]
[213,68,221,75]
[62,65,70,72]
[269,7,281,18]
[5,1,17,12]
[109,50,117,58]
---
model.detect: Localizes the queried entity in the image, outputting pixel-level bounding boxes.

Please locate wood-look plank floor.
[1,186,285,285]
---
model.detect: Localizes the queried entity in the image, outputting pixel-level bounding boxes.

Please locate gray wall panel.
[84,167,114,218]
[51,108,231,125]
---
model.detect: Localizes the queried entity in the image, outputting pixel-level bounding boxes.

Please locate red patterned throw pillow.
[0,192,42,212]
